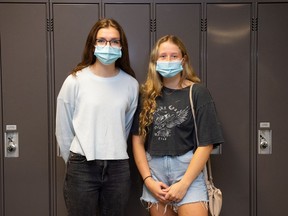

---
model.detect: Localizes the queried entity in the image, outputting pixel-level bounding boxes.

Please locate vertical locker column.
[155,3,201,77]
[104,3,151,84]
[53,2,100,95]
[0,6,3,214]
[257,3,288,216]
[104,3,151,215]
[206,4,252,216]
[52,2,100,215]
[0,3,50,216]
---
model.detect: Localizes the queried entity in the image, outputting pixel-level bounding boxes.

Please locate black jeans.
[64,152,131,216]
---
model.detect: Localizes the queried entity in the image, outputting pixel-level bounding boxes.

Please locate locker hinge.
[47,18,54,32]
[150,19,156,32]
[201,18,207,32]
[252,18,258,32]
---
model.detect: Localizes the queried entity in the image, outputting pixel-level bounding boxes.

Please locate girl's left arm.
[125,83,139,138]
[163,144,213,202]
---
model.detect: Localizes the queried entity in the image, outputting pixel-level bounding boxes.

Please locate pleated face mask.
[94,45,122,65]
[156,60,183,78]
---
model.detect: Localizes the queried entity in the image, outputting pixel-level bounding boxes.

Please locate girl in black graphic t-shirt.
[132,35,224,216]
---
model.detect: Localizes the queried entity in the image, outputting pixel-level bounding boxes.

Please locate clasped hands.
[145,178,188,204]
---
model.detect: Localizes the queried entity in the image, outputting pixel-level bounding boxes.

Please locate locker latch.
[258,122,272,155]
[4,125,19,158]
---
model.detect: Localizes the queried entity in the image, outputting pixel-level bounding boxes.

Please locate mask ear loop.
[179,56,186,87]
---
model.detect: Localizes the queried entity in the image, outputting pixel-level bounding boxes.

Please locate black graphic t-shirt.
[131,84,224,156]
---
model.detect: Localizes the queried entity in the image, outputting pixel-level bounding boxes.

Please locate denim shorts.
[141,150,208,209]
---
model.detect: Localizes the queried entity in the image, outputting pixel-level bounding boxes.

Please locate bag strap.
[189,84,213,182]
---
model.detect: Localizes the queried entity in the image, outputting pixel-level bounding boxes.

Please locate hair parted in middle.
[139,35,201,139]
[71,18,135,78]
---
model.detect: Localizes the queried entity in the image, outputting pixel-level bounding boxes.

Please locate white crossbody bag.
[189,83,223,216]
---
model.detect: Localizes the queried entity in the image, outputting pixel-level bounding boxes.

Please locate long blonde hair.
[139,35,200,139]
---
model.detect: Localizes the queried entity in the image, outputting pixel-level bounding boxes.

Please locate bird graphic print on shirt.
[154,104,190,141]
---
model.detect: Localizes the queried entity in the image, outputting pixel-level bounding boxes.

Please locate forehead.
[97,27,120,38]
[158,41,181,54]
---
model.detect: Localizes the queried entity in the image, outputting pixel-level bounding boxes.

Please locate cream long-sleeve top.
[56,67,139,163]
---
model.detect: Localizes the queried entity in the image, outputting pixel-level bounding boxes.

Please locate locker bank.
[1,0,288,215]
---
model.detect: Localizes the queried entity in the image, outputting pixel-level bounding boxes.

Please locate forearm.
[132,135,151,180]
[180,145,213,188]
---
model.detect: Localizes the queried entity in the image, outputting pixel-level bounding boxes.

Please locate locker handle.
[7,137,17,152]
[4,127,19,157]
[258,128,272,154]
[259,135,268,149]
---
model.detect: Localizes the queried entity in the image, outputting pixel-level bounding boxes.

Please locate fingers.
[156,189,169,203]
[164,193,182,202]
[149,181,169,203]
[163,186,183,202]
[152,181,183,203]
[159,182,169,190]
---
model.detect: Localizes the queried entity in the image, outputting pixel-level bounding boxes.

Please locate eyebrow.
[158,52,180,55]
[97,37,120,40]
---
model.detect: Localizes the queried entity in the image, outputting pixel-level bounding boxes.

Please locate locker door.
[206,4,252,216]
[104,3,151,215]
[0,3,50,216]
[257,3,288,215]
[52,3,100,215]
[155,3,201,77]
[104,3,151,84]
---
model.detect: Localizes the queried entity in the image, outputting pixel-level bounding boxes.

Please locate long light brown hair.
[139,35,200,139]
[71,18,135,78]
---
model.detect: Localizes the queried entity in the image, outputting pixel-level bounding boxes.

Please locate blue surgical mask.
[94,45,122,65]
[156,60,183,78]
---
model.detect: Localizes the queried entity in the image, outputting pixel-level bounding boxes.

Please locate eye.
[111,40,120,45]
[158,54,167,60]
[96,39,106,46]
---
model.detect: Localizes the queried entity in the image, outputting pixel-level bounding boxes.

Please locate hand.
[162,181,189,203]
[145,178,170,203]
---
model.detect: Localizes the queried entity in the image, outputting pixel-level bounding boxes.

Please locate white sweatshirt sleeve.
[55,75,77,163]
[125,82,139,138]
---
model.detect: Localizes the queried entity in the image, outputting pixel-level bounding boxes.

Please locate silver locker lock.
[258,122,272,155]
[7,136,17,152]
[4,125,19,158]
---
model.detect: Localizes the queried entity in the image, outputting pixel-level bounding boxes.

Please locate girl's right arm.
[55,75,77,163]
[132,135,169,203]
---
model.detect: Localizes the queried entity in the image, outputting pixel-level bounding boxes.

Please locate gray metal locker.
[257,3,288,215]
[52,3,100,215]
[104,3,152,215]
[104,3,152,84]
[155,3,201,78]
[206,4,252,216]
[0,3,50,216]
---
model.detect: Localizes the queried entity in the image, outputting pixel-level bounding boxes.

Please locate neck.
[90,61,119,77]
[163,76,192,89]
[163,75,181,89]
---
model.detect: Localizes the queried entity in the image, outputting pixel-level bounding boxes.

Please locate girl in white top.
[56,18,138,216]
